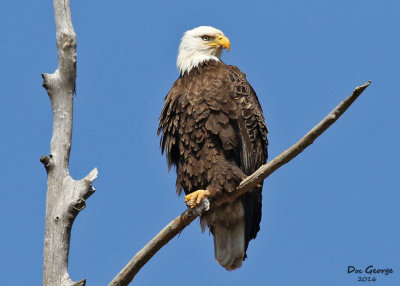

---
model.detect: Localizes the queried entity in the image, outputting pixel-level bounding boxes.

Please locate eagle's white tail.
[213,216,245,270]
[201,199,245,270]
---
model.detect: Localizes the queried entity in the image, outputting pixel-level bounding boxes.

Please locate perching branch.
[109,81,371,286]
[41,0,97,285]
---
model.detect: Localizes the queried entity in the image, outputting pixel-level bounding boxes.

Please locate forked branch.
[109,81,371,286]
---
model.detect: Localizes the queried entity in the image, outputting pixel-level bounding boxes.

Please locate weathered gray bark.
[109,81,371,286]
[41,0,98,285]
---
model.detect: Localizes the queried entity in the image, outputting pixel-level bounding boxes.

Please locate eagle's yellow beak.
[216,34,230,52]
[206,34,230,52]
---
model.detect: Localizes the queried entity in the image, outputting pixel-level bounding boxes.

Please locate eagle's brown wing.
[224,64,268,251]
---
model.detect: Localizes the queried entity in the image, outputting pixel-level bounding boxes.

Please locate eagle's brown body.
[158,60,268,269]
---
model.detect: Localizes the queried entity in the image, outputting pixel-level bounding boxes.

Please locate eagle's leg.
[185,189,211,209]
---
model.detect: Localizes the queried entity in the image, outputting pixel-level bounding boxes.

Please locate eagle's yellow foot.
[185,189,211,209]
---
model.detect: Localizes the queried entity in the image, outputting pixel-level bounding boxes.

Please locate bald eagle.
[158,26,268,270]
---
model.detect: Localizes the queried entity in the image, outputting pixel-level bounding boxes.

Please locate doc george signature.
[347,265,394,282]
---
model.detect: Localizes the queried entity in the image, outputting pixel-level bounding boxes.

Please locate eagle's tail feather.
[213,217,245,270]
[200,199,245,270]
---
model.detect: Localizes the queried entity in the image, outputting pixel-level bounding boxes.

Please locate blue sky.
[1,0,399,285]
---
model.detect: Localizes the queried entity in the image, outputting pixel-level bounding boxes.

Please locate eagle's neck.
[177,47,222,75]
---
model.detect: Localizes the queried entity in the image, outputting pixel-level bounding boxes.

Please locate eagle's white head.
[177,26,230,75]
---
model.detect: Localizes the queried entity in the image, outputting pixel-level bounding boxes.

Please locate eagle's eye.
[201,35,209,41]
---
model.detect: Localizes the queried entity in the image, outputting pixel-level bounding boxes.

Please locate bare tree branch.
[108,81,371,286]
[41,0,97,285]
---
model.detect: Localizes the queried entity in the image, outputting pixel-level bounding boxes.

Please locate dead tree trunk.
[41,0,98,285]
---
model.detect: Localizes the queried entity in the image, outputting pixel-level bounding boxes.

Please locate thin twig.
[108,81,371,286]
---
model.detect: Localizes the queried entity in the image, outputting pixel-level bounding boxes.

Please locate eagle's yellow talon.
[196,193,205,204]
[185,189,210,208]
